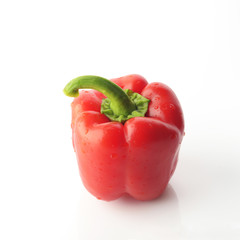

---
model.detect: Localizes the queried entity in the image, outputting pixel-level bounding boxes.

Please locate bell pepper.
[63,74,184,201]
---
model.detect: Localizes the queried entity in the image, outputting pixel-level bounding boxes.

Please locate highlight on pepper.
[63,74,184,201]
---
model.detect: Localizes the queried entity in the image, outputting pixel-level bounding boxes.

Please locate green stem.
[63,75,136,116]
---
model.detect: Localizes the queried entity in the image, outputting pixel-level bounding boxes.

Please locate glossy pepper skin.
[65,74,184,201]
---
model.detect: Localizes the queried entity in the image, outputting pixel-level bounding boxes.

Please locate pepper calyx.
[101,89,150,123]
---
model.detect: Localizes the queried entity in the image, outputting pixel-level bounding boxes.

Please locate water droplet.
[171,133,177,139]
[110,153,117,158]
[169,104,175,110]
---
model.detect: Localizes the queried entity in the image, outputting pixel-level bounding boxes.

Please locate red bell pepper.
[63,74,184,201]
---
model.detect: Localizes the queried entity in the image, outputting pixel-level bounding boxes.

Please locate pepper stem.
[63,75,136,116]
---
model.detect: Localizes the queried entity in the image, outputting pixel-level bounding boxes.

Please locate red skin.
[71,74,184,201]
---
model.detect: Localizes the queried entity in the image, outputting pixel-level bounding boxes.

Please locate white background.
[0,0,240,239]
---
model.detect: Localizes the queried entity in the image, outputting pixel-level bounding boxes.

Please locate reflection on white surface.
[76,185,182,240]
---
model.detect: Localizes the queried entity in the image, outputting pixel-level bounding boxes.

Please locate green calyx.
[63,75,150,123]
[101,89,150,122]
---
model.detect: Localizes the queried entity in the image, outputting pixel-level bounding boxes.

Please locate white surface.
[0,0,240,239]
